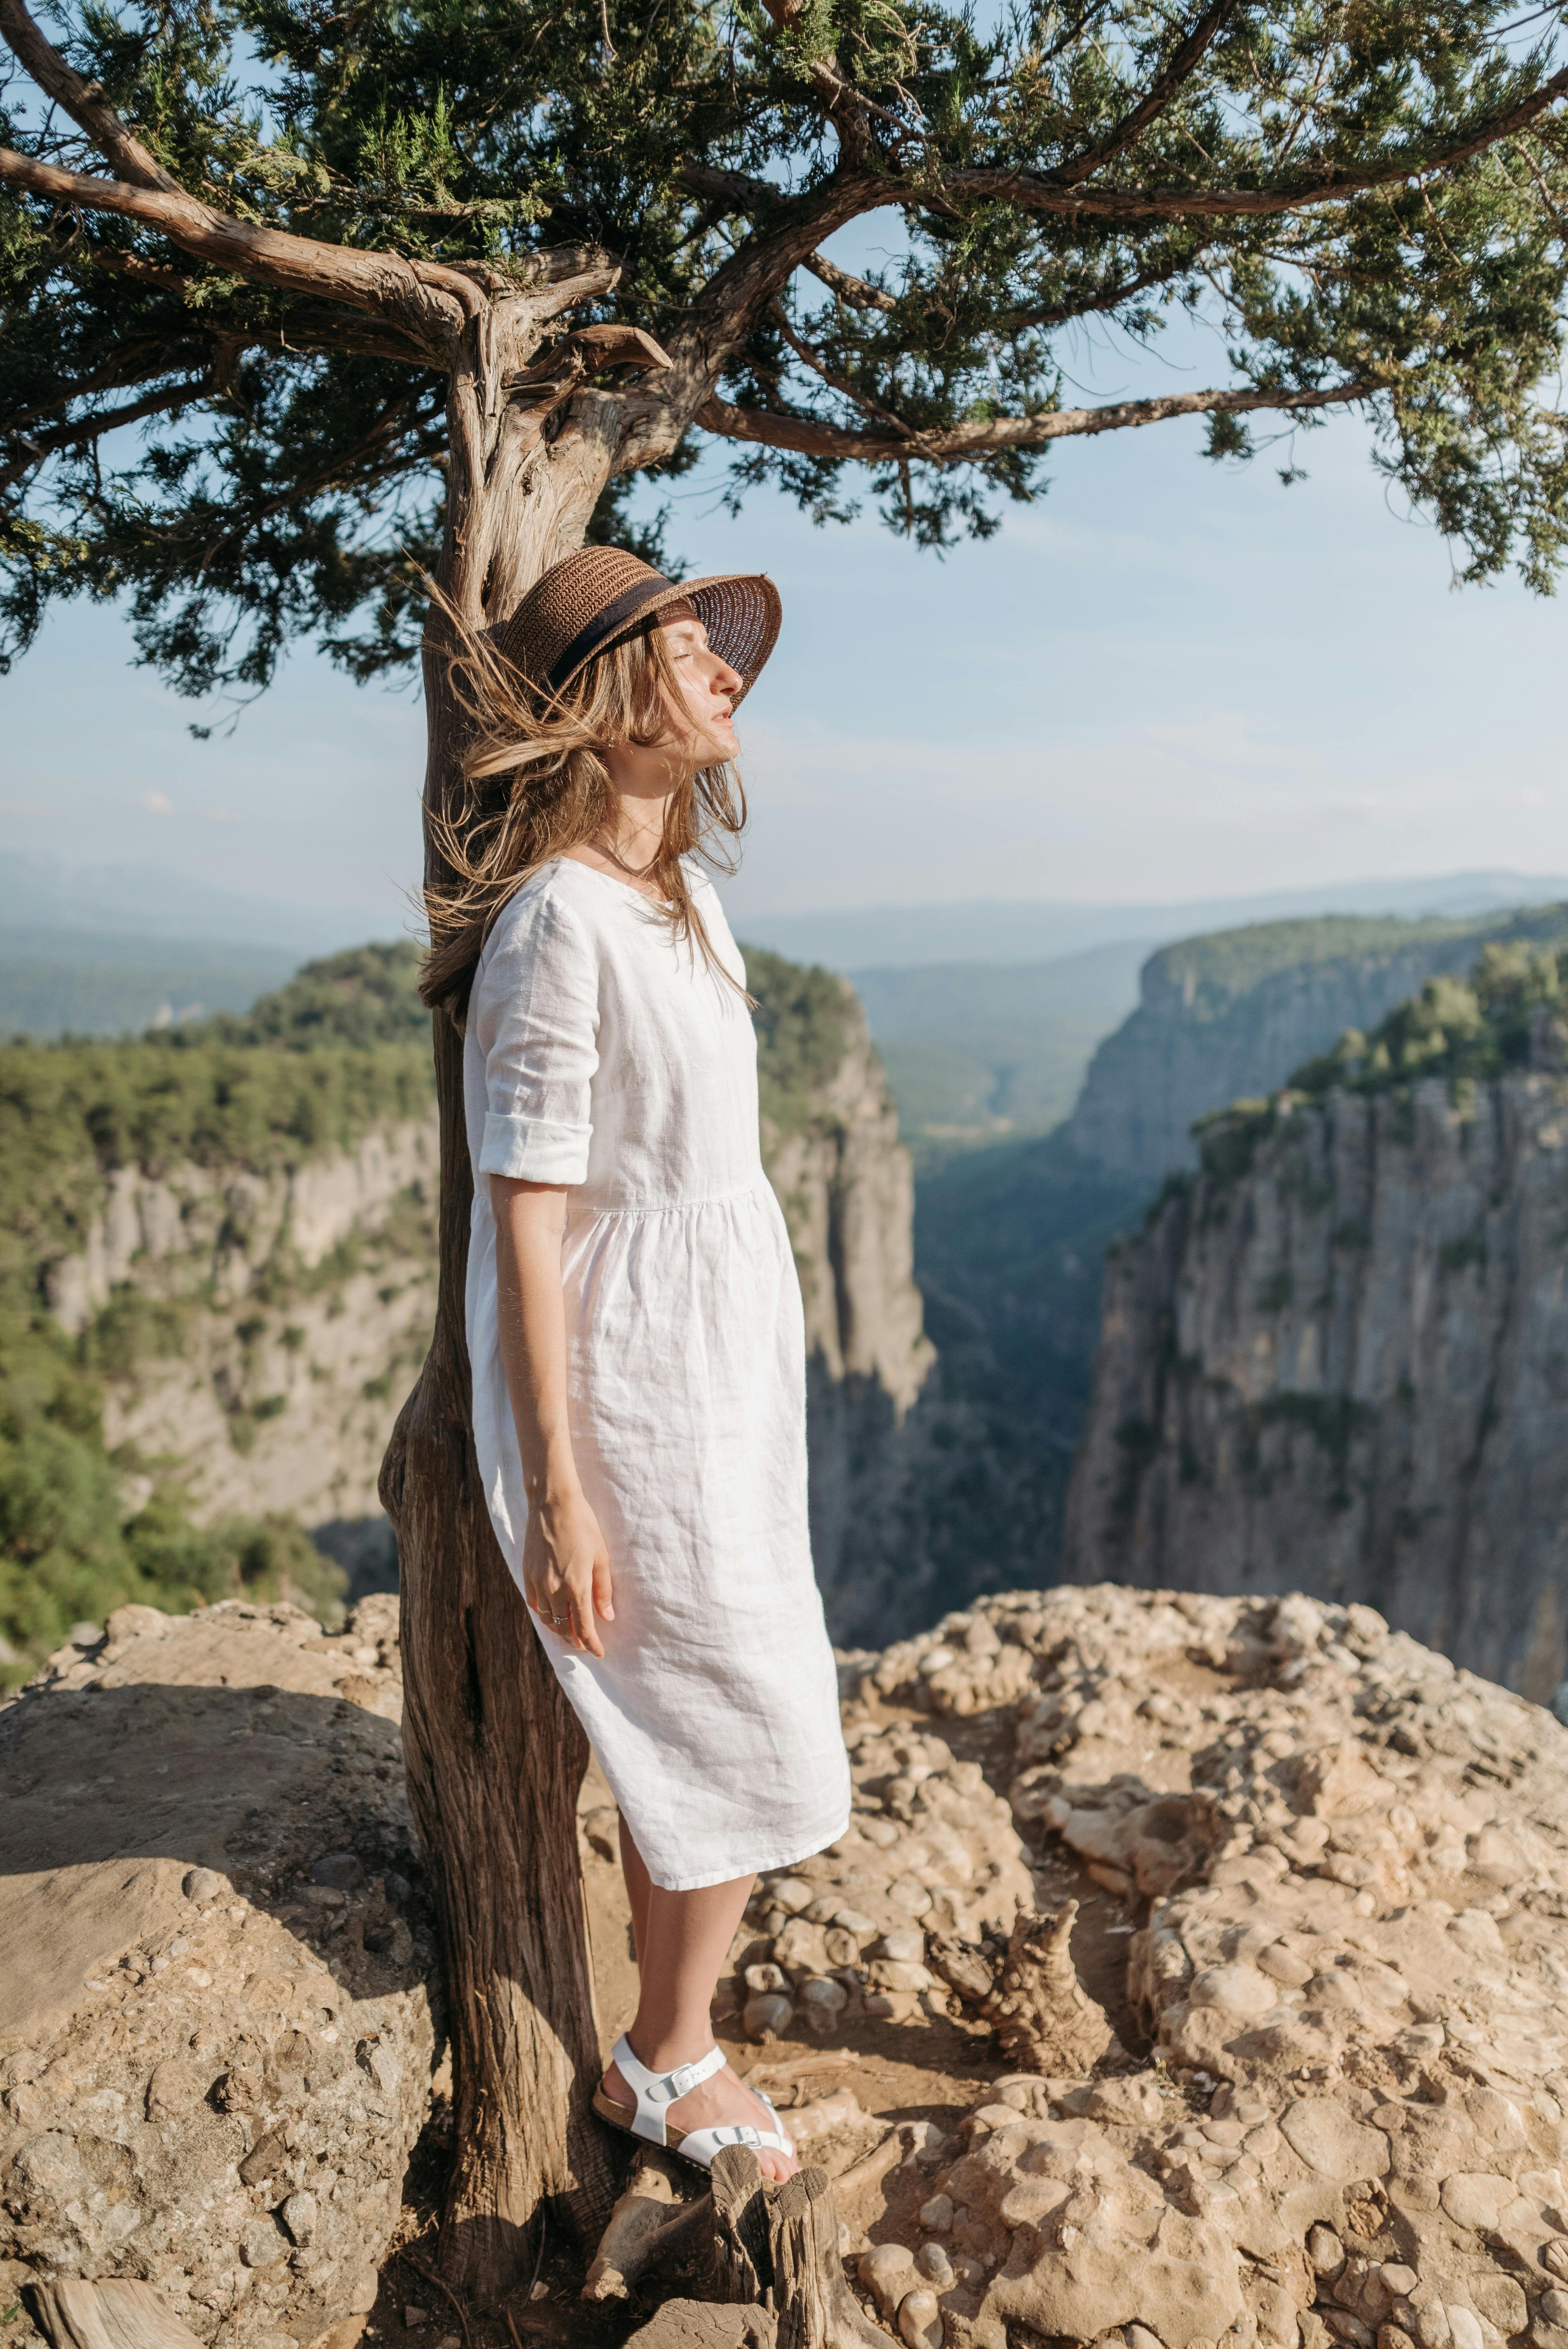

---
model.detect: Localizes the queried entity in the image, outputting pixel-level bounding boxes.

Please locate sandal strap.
[611,2033,728,2148]
[749,2088,794,2155]
[677,2122,794,2169]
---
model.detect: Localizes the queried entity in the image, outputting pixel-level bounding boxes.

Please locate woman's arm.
[491,1173,614,1656]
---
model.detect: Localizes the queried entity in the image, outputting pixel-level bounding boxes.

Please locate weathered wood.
[380,316,683,2297]
[829,2127,905,2206]
[710,2144,772,2306]
[706,2152,887,2349]
[584,2148,716,2301]
[27,2280,206,2349]
[772,2171,886,2349]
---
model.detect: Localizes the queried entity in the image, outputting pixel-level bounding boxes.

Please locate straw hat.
[495,546,782,706]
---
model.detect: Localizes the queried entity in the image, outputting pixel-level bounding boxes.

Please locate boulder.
[0,1596,437,2349]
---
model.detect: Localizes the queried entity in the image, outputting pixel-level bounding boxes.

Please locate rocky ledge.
[0,1595,438,2349]
[8,1580,1568,2349]
[838,1584,1568,2349]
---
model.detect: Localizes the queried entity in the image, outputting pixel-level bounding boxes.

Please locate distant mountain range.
[0,856,407,1037]
[1,852,400,956]
[734,871,1568,970]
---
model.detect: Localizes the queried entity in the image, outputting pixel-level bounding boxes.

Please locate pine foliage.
[1,0,1564,704]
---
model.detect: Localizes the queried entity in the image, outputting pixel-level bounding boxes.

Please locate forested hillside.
[0,945,437,1679]
[1068,902,1568,1182]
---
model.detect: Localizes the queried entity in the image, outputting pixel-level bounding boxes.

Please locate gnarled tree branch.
[1,374,208,487]
[678,160,783,212]
[768,299,914,434]
[941,61,1568,218]
[1004,252,1203,332]
[0,145,476,353]
[3,342,195,433]
[1046,0,1242,188]
[697,371,1381,460]
[801,252,898,311]
[0,0,180,191]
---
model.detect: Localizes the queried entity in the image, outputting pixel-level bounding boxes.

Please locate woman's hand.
[522,1485,615,1657]
[490,1175,614,1657]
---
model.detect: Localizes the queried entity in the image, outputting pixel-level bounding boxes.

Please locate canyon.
[1064,1012,1568,1703]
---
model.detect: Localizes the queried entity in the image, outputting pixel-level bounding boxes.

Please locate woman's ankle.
[624,2021,718,2074]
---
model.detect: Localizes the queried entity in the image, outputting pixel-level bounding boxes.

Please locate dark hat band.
[545,574,677,691]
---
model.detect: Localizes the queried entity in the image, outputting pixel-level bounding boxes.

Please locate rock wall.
[41,1124,438,1565]
[1067,910,1568,1185]
[763,987,939,1634]
[762,980,1061,1641]
[1063,1069,1568,1699]
[0,1593,436,2348]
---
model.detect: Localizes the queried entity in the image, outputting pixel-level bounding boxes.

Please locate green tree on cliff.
[3,0,1566,2286]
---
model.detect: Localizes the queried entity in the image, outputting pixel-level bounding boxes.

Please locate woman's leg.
[620,1811,652,1968]
[604,1829,798,2181]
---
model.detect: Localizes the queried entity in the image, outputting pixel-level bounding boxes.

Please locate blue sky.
[4,367,1565,946]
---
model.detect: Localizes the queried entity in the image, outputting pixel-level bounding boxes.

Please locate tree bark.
[381,353,636,2295]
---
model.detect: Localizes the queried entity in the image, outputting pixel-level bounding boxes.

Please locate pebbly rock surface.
[0,1595,438,2349]
[715,1716,1038,2047]
[843,1583,1568,2349]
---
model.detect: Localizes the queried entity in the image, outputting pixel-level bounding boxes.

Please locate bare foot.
[601,2052,799,2181]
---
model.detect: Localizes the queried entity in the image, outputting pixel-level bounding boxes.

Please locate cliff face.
[1067,906,1568,1183]
[757,975,943,1638]
[766,993,933,1415]
[1063,1065,1568,1700]
[46,1122,438,1557]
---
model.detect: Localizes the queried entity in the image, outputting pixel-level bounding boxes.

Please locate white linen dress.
[463,855,851,1890]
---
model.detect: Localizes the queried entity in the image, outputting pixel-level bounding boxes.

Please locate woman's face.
[659,617,742,768]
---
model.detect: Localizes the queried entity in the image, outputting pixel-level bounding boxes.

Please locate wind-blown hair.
[421,597,747,1019]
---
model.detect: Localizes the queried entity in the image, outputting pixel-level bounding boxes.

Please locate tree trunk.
[381,351,633,2296]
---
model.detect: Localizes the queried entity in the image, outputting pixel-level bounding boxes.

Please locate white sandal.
[592,2032,796,2174]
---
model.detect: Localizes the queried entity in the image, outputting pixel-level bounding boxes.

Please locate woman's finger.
[567,1575,606,1658]
[530,1579,574,1634]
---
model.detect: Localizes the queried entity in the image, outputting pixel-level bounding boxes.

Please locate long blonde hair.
[422,599,747,1018]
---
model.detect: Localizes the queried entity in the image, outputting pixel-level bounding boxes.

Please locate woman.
[423,546,852,2183]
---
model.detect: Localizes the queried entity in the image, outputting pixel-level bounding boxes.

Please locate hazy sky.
[5,356,1566,943]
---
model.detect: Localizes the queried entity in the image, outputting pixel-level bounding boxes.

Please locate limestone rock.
[0,1595,435,2348]
[1063,1057,1568,1699]
[45,1123,438,1549]
[844,1583,1568,2349]
[718,1721,1035,2030]
[1064,917,1513,1186]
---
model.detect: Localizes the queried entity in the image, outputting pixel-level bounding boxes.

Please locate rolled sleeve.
[470,888,599,1187]
[479,1109,591,1181]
